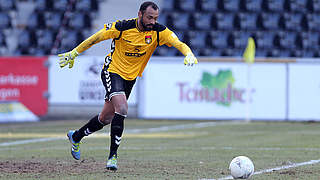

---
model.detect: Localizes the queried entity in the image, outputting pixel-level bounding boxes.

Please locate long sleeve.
[75,22,121,54]
[158,28,193,56]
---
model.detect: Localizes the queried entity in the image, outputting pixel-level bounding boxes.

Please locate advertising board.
[139,58,286,120]
[49,56,137,105]
[289,64,320,120]
[0,57,48,116]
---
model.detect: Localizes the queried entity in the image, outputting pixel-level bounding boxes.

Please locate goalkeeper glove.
[184,52,198,66]
[58,49,79,68]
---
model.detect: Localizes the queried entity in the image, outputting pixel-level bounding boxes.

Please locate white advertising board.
[289,64,320,120]
[139,57,286,120]
[49,56,137,105]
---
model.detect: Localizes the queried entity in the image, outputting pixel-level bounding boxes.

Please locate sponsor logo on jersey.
[145,35,152,44]
[125,52,146,57]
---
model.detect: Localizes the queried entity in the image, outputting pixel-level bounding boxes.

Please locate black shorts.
[101,67,136,101]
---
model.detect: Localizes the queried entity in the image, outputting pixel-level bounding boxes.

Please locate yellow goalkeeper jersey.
[75,18,192,80]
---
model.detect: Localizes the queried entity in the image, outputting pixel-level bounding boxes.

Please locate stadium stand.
[155,0,320,57]
[1,0,320,57]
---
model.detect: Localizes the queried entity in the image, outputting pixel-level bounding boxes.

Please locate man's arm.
[159,27,198,66]
[58,23,120,68]
[75,28,110,54]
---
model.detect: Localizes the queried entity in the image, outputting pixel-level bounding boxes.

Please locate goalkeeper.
[58,1,198,171]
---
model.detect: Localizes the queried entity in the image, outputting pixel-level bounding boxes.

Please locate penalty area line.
[201,159,320,180]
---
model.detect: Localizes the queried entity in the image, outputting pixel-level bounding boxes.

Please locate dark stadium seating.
[0,0,99,55]
[154,0,320,57]
[2,0,320,57]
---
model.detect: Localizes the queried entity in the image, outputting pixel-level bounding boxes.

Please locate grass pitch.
[0,119,320,179]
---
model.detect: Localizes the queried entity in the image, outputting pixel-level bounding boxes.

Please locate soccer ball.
[229,156,254,179]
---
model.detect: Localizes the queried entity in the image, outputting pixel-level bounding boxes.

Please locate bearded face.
[138,6,158,31]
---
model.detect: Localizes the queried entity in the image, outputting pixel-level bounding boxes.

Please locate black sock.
[72,115,105,142]
[108,113,125,159]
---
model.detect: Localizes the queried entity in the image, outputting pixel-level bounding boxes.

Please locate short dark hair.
[139,1,159,13]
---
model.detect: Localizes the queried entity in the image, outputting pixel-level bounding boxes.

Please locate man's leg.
[72,101,115,142]
[106,94,128,170]
[67,101,115,160]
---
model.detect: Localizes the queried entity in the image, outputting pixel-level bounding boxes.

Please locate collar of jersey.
[135,18,143,32]
[136,18,151,33]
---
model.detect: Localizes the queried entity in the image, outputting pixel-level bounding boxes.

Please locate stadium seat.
[75,0,92,12]
[230,31,254,49]
[194,13,213,30]
[209,49,222,57]
[45,12,62,30]
[313,51,320,57]
[263,0,285,12]
[286,0,308,12]
[281,13,304,31]
[161,0,175,12]
[299,32,320,49]
[60,30,82,51]
[199,48,214,56]
[17,29,36,49]
[187,31,207,49]
[255,49,268,57]
[177,0,197,12]
[310,0,320,12]
[300,50,315,57]
[34,0,53,11]
[170,12,192,30]
[274,31,298,49]
[222,0,241,12]
[53,0,68,12]
[0,12,11,29]
[255,31,276,49]
[237,13,258,30]
[265,49,279,57]
[0,31,6,47]
[216,12,236,30]
[154,46,179,56]
[0,0,16,11]
[243,0,263,12]
[306,13,320,31]
[278,50,291,57]
[221,48,243,57]
[258,13,280,30]
[68,12,91,29]
[157,13,167,25]
[165,13,174,29]
[210,31,229,49]
[199,0,219,12]
[290,50,303,57]
[36,29,54,51]
[27,12,45,29]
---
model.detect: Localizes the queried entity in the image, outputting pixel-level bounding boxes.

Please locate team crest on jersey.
[145,35,152,44]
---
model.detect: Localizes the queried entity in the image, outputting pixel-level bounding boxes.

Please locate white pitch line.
[200,146,320,151]
[201,159,320,180]
[2,146,320,152]
[0,121,234,147]
[0,137,64,147]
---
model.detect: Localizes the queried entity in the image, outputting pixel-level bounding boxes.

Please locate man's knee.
[115,103,128,116]
[98,114,113,125]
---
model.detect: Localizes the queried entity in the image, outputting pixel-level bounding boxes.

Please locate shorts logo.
[104,71,111,92]
[145,35,152,44]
